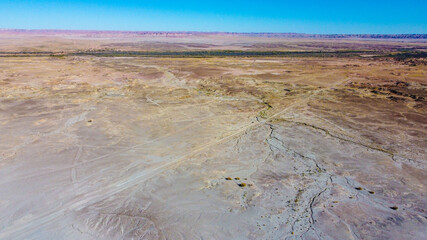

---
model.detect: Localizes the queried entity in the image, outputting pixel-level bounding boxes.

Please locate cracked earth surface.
[0,36,426,239]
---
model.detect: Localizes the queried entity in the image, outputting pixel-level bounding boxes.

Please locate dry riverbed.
[0,33,426,239]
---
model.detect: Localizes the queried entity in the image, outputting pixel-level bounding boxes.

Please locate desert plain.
[0,30,426,239]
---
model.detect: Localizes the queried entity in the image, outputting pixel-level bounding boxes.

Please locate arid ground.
[0,31,426,239]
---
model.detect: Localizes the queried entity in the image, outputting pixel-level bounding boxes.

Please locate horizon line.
[1,28,426,36]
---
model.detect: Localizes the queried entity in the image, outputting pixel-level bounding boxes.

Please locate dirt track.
[0,33,426,239]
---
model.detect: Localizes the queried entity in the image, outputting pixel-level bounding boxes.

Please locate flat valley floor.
[0,32,426,239]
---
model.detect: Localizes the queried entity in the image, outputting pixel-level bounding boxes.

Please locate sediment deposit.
[0,31,426,239]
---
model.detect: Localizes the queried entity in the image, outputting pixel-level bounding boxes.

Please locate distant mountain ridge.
[0,29,426,39]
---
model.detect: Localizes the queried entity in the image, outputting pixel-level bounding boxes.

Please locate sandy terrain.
[0,31,426,239]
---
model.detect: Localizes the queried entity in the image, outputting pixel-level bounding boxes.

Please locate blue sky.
[0,0,426,33]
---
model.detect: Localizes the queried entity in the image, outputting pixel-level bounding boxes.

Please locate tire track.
[0,78,350,239]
